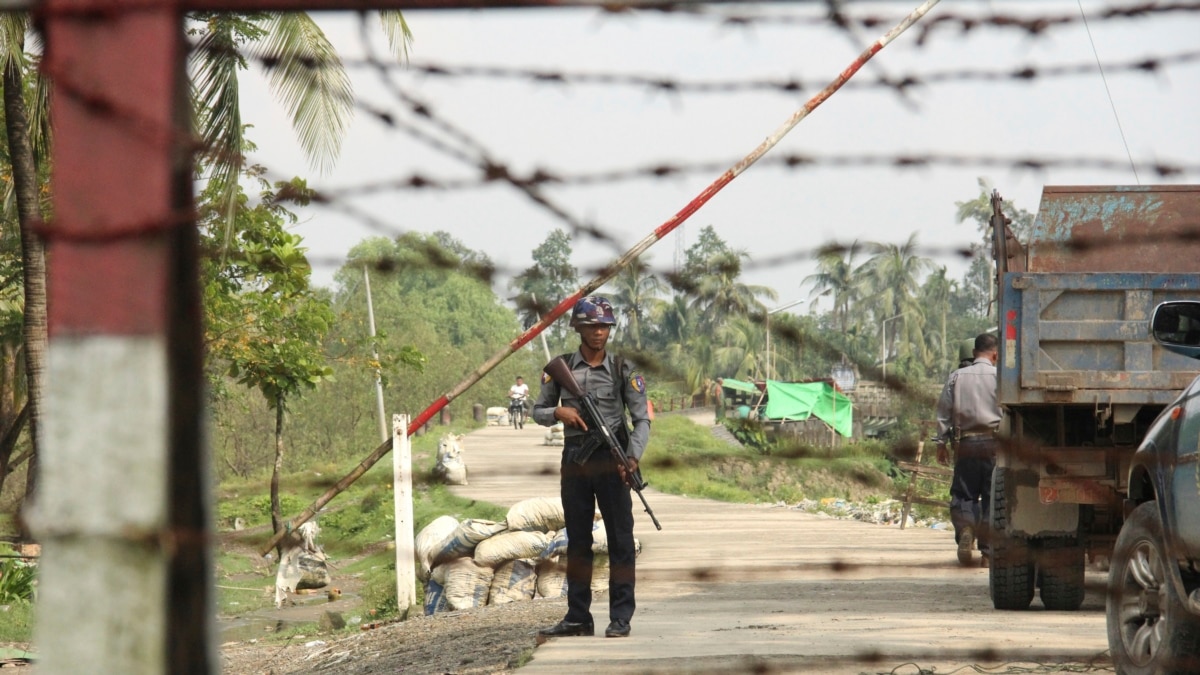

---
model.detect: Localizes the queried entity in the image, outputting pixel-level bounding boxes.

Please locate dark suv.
[1107,300,1200,674]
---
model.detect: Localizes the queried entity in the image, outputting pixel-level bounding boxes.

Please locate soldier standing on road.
[532,296,651,639]
[935,333,1002,567]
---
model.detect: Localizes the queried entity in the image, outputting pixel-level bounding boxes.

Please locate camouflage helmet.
[569,296,617,328]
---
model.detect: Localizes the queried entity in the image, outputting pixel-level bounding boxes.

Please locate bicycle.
[508,396,527,429]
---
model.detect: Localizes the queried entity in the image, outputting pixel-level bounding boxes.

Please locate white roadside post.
[393,414,417,615]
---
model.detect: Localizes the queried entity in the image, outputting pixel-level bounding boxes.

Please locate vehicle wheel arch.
[1126,464,1157,506]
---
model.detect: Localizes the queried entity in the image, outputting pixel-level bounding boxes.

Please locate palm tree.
[189,12,413,247]
[802,241,863,336]
[920,266,955,376]
[714,315,763,380]
[862,233,935,368]
[645,293,707,393]
[665,332,715,397]
[690,249,777,332]
[608,258,664,350]
[0,17,48,503]
[955,177,1036,322]
[649,293,691,352]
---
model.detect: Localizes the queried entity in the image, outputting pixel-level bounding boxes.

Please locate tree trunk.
[271,396,285,557]
[4,44,47,515]
[0,343,19,493]
[0,402,29,496]
[941,305,947,374]
[0,343,16,433]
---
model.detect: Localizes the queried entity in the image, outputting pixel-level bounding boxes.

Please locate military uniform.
[533,350,650,632]
[936,355,1002,563]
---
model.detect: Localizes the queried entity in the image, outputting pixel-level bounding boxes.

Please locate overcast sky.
[237,1,1200,315]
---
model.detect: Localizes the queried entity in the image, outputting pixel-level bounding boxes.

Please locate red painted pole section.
[43,10,179,336]
[262,0,942,555]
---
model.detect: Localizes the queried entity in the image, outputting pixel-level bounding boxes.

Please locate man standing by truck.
[936,333,1002,567]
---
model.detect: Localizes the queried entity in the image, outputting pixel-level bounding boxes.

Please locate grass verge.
[644,415,898,504]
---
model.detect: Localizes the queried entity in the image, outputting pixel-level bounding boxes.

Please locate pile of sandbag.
[485,407,510,426]
[543,422,565,446]
[415,496,640,616]
[432,433,468,485]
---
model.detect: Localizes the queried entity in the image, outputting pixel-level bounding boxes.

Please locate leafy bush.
[359,559,404,619]
[722,418,770,453]
[217,492,309,529]
[0,558,36,604]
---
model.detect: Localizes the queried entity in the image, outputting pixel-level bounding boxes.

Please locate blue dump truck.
[988,185,1200,611]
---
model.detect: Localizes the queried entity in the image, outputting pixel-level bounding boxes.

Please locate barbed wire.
[249,22,1200,272]
[669,1,1200,41]
[301,238,979,281]
[287,151,1200,202]
[222,5,1200,276]
[360,50,1200,97]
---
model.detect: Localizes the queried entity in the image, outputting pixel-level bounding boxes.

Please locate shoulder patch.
[630,372,646,394]
[541,372,552,385]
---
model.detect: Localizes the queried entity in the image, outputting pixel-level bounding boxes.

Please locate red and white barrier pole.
[262,0,942,555]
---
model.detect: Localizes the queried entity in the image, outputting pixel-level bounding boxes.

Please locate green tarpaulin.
[720,378,760,394]
[762,380,853,437]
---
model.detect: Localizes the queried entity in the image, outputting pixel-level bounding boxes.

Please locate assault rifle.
[543,356,663,530]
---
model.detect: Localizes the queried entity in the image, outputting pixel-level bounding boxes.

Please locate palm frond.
[257,13,353,175]
[190,19,246,251]
[379,10,414,62]
[192,23,246,175]
[0,15,28,75]
[28,54,51,165]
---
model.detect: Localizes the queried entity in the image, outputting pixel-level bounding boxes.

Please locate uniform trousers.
[560,439,637,624]
[950,437,997,553]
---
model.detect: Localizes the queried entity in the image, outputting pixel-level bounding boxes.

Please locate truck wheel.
[989,467,1035,610]
[1107,501,1200,675]
[1037,536,1085,611]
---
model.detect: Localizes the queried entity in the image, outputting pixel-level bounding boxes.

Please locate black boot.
[605,619,631,638]
[538,619,594,637]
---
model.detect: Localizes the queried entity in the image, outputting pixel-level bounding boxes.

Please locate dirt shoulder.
[220,599,565,674]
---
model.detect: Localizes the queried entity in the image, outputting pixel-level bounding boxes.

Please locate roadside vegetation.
[646,415,896,505]
[203,412,942,643]
[0,410,946,647]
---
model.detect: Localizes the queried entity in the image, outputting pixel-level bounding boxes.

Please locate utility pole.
[364,266,388,443]
[766,299,806,380]
[530,292,553,362]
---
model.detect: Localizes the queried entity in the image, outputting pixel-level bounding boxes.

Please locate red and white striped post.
[33,1,211,672]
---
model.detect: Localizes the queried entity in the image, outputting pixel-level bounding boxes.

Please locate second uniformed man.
[936,332,1002,567]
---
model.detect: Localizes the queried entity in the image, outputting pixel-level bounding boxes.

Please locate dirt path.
[454,420,1111,674]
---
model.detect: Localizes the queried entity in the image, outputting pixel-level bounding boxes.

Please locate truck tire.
[1107,501,1200,675]
[1037,536,1085,611]
[989,467,1035,610]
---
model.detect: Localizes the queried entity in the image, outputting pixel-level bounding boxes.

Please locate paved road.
[450,417,1110,674]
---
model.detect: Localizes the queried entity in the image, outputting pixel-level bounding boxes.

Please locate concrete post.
[392,414,417,614]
